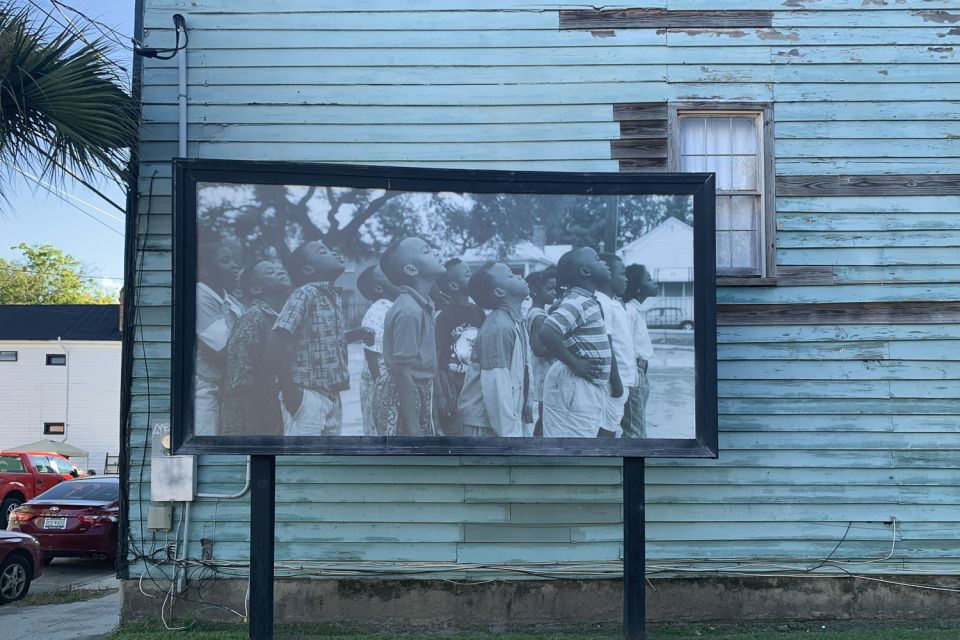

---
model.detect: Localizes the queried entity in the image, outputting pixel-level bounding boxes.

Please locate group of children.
[194,234,657,439]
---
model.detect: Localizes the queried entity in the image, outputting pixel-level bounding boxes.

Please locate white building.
[618,217,694,316]
[461,240,572,276]
[0,305,121,473]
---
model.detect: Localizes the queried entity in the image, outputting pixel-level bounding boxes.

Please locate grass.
[102,619,960,640]
[15,586,118,607]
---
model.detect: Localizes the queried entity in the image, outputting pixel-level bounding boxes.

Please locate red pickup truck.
[0,452,83,519]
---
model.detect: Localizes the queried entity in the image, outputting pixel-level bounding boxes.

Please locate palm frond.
[0,1,135,205]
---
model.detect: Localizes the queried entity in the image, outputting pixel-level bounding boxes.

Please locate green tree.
[0,2,135,204]
[0,243,115,304]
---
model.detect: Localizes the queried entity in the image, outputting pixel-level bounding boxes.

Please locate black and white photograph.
[173,163,716,456]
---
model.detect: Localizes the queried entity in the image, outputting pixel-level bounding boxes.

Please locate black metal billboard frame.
[171,159,718,459]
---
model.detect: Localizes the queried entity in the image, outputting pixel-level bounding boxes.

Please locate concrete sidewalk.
[0,590,120,640]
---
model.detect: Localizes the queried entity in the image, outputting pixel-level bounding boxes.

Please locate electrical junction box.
[147,505,173,531]
[150,454,197,502]
[150,420,197,501]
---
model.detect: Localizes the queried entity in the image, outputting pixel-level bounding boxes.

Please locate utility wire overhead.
[12,168,125,237]
[14,167,126,224]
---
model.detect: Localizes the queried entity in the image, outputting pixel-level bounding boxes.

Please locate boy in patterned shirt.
[222,261,291,436]
[539,247,621,438]
[433,258,486,436]
[271,241,372,436]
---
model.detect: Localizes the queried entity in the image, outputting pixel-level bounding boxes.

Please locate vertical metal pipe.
[176,501,191,593]
[249,455,276,640]
[623,457,646,640]
[175,14,187,158]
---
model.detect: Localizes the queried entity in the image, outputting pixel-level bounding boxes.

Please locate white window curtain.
[679,115,762,275]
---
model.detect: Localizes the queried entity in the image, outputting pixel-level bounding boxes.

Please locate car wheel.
[680,321,694,331]
[0,497,22,519]
[0,556,31,604]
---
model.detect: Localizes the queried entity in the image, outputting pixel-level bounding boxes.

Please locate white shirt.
[625,299,655,362]
[360,298,393,355]
[195,283,245,381]
[595,291,636,388]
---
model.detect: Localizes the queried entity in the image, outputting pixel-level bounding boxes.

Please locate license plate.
[43,517,67,530]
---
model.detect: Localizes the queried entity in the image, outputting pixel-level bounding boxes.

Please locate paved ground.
[31,557,119,594]
[0,558,120,640]
[0,590,120,640]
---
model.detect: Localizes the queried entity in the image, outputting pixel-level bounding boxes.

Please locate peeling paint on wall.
[757,29,801,42]
[914,10,960,24]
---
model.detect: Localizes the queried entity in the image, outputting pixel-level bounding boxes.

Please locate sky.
[1,1,137,290]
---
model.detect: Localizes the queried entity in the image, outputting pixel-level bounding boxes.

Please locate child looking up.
[374,237,447,436]
[524,267,558,437]
[195,242,244,436]
[538,247,619,438]
[357,264,400,436]
[458,262,531,438]
[434,258,486,436]
[222,261,292,436]
[595,253,635,437]
[271,240,372,437]
[621,264,658,438]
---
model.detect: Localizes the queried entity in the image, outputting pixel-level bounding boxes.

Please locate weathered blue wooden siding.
[130,0,960,581]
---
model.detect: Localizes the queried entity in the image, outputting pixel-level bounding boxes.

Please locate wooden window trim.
[669,102,776,284]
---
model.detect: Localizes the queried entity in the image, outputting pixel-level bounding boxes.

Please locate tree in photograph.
[198,185,414,264]
[0,243,115,304]
[0,2,135,206]
[196,185,693,271]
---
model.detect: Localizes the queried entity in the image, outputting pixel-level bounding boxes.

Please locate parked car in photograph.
[645,306,694,330]
[0,451,85,519]
[0,530,43,604]
[7,476,119,563]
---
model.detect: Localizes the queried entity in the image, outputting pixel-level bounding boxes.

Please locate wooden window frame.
[0,351,16,362]
[669,102,776,284]
[43,422,65,435]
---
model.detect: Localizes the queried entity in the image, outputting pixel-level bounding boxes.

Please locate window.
[0,351,16,362]
[672,104,774,279]
[0,456,25,473]
[47,456,79,476]
[46,353,66,366]
[44,422,65,435]
[31,479,117,502]
[28,455,56,474]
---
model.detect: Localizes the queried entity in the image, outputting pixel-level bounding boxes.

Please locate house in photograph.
[0,305,121,474]
[618,216,694,319]
[461,240,571,277]
[122,0,960,630]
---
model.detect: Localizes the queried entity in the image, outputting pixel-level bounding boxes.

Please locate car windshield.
[36,481,117,503]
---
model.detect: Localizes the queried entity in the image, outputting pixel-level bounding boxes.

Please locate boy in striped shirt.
[539,247,621,438]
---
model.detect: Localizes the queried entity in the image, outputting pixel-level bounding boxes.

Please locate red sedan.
[0,530,43,604]
[8,477,119,563]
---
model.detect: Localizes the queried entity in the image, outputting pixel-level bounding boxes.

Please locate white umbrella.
[5,439,89,459]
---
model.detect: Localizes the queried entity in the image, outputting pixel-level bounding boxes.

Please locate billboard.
[171,161,717,457]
